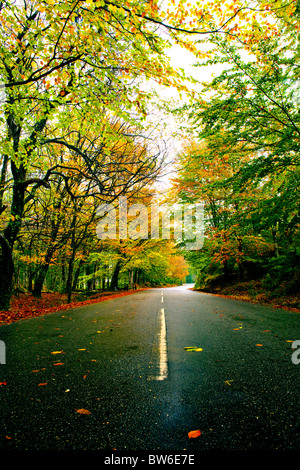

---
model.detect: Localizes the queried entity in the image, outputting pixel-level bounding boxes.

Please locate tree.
[172,1,300,296]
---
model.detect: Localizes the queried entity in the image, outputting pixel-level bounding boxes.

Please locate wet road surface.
[0,285,299,457]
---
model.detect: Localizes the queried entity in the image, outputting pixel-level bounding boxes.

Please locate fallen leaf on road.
[188,429,201,439]
[184,347,203,352]
[225,380,233,386]
[75,408,91,415]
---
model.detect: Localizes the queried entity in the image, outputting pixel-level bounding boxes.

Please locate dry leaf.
[188,429,201,439]
[256,344,263,347]
[76,408,91,415]
[53,362,64,366]
[51,350,64,354]
[38,382,47,386]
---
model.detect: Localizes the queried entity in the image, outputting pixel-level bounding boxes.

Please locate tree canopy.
[0,0,299,311]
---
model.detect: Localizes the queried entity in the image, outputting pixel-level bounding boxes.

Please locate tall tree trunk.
[110,260,121,290]
[237,237,244,281]
[66,248,77,303]
[0,162,26,309]
[33,216,61,298]
[33,244,57,298]
[0,109,49,309]
[223,259,229,281]
[0,235,14,310]
[72,258,84,291]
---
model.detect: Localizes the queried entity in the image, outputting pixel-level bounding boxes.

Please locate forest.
[0,0,299,319]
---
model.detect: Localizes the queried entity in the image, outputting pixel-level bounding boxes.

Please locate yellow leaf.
[184,347,203,352]
[51,350,64,354]
[225,380,233,386]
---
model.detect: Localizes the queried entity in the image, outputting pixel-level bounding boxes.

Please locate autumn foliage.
[0,289,148,325]
[0,0,299,312]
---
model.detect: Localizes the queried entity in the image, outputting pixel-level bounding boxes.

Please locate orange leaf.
[0,381,7,386]
[256,344,263,347]
[76,408,91,415]
[53,362,64,366]
[188,429,201,439]
[38,382,47,386]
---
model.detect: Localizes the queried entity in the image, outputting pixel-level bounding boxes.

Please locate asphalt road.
[0,285,299,456]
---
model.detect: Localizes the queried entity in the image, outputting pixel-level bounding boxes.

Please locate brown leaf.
[75,408,91,415]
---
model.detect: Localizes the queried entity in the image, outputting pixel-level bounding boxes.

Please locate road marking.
[157,307,168,380]
[148,306,168,381]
